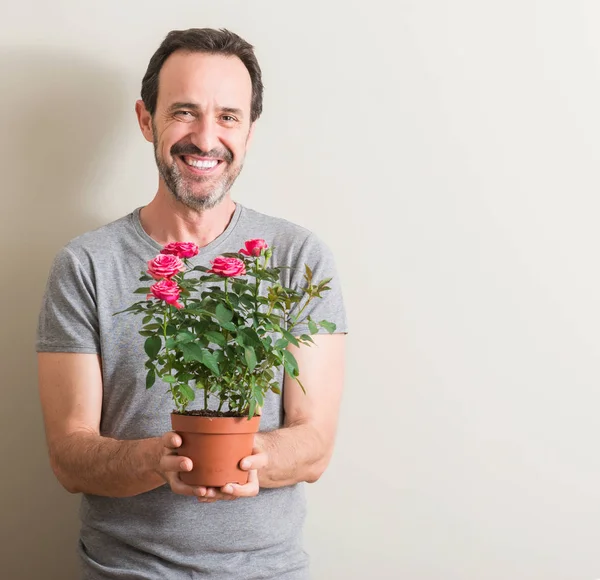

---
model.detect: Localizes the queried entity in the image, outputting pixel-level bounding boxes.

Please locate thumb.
[240,452,268,471]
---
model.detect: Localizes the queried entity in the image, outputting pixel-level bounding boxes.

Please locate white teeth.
[184,157,218,169]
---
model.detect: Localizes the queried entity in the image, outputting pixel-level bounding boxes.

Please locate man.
[37,28,347,580]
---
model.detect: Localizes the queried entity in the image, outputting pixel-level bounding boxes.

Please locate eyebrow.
[167,102,244,117]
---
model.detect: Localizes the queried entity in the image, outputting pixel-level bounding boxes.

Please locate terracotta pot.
[170,413,261,487]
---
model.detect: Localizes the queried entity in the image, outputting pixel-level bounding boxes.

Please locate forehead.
[157,51,252,112]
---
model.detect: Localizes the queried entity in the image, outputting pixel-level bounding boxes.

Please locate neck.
[139,185,237,248]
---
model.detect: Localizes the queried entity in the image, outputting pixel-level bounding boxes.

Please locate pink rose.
[147,254,185,280]
[208,256,246,277]
[148,279,183,309]
[239,239,268,257]
[160,242,199,259]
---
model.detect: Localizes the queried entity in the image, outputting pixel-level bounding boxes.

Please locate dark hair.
[141,28,263,122]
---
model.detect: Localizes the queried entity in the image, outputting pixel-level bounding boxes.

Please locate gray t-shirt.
[36,202,348,580]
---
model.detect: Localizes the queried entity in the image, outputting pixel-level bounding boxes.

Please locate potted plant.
[116,239,336,487]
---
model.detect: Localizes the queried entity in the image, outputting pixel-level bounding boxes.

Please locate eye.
[220,115,238,123]
[174,111,194,119]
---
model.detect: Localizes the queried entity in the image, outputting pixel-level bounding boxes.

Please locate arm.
[38,352,197,498]
[222,333,345,494]
[254,333,345,487]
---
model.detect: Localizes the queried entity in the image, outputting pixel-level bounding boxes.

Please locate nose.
[189,115,220,154]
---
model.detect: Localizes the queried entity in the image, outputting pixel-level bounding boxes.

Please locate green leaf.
[144,336,162,360]
[239,295,254,309]
[319,320,337,333]
[134,287,152,294]
[165,324,177,336]
[270,385,281,395]
[139,330,156,337]
[281,328,300,347]
[215,303,234,323]
[162,375,176,383]
[305,263,313,283]
[142,314,153,324]
[248,398,257,419]
[238,328,262,349]
[205,331,226,347]
[193,265,210,272]
[233,282,253,295]
[113,302,145,315]
[300,334,315,344]
[145,368,156,389]
[220,321,237,332]
[275,338,289,349]
[180,342,204,363]
[179,384,196,401]
[308,319,319,334]
[283,350,300,378]
[245,346,257,372]
[175,331,195,344]
[201,351,220,376]
[193,321,209,335]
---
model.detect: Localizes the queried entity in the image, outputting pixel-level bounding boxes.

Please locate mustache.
[171,142,233,163]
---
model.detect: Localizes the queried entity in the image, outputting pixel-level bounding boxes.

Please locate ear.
[135,100,154,143]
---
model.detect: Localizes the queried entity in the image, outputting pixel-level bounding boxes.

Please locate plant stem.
[253,259,260,324]
[224,277,233,309]
[163,305,178,412]
[289,295,314,328]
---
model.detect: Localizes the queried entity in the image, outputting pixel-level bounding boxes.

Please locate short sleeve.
[286,233,348,337]
[36,246,100,354]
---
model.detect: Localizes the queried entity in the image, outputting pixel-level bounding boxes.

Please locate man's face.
[143,51,254,211]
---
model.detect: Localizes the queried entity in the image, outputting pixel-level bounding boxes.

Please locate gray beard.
[159,158,234,211]
[152,129,243,211]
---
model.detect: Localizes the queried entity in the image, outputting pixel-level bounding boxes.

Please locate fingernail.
[241,460,251,469]
[180,461,189,471]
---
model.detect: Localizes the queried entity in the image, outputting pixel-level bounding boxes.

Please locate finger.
[164,473,202,497]
[221,470,259,497]
[239,452,268,472]
[162,431,182,450]
[197,497,217,503]
[160,455,193,474]
[193,487,237,501]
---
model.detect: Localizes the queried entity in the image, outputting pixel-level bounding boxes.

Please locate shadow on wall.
[0,49,126,579]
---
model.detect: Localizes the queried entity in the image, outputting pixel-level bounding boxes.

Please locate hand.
[156,431,201,497]
[195,444,269,504]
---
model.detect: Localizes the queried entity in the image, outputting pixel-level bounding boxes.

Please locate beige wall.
[2,1,600,579]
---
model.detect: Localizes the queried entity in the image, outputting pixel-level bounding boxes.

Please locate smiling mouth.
[180,156,223,172]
